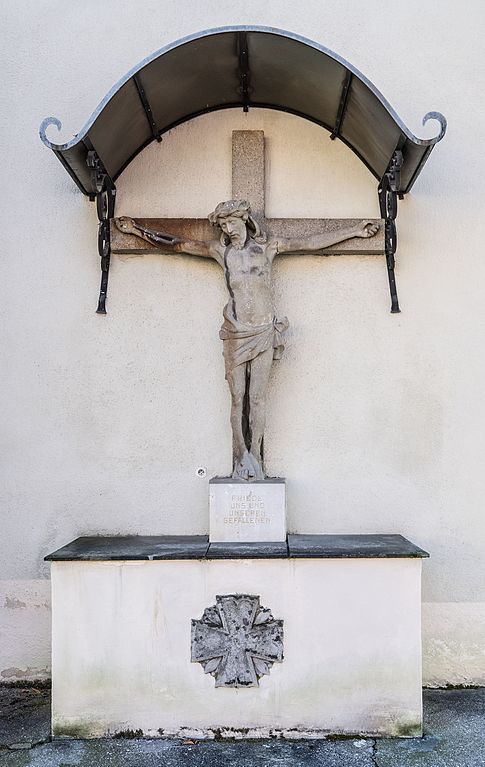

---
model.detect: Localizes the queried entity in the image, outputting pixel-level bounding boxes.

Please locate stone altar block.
[209,478,286,543]
[46,534,428,739]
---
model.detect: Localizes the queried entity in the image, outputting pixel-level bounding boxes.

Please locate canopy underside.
[40,26,446,196]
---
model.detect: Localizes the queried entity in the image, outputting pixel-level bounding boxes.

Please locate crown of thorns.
[208,200,251,224]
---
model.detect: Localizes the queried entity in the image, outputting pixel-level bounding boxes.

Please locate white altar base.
[48,536,427,739]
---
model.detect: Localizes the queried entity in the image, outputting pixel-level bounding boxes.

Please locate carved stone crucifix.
[112,131,384,481]
[111,130,384,256]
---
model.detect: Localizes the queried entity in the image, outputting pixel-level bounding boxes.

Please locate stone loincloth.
[219,304,289,378]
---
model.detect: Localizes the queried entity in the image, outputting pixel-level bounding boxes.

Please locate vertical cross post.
[232,130,265,221]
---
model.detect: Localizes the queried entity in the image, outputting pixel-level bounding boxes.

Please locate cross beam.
[111,130,385,258]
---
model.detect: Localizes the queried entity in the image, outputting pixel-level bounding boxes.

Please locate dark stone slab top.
[288,534,429,559]
[45,534,428,561]
[209,477,285,484]
[44,535,210,561]
[206,541,288,559]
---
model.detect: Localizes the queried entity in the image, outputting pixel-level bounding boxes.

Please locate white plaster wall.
[1,0,485,684]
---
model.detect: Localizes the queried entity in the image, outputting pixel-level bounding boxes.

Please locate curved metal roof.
[40,26,446,196]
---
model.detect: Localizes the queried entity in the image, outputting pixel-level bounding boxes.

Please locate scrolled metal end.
[39,117,65,149]
[422,111,447,142]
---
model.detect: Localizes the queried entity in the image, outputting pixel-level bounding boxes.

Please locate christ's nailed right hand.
[115,216,138,235]
[354,220,380,238]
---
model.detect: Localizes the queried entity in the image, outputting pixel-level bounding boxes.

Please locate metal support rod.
[238,32,250,112]
[330,70,352,140]
[133,73,161,142]
[86,151,116,314]
[378,149,403,313]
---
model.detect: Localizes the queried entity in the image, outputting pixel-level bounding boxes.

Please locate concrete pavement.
[0,686,484,766]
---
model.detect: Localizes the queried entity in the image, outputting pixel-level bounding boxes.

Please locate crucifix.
[111,130,385,482]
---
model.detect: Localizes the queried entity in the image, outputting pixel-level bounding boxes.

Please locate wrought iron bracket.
[86,151,116,314]
[378,150,403,313]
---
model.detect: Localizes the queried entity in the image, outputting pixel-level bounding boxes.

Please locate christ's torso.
[222,240,276,326]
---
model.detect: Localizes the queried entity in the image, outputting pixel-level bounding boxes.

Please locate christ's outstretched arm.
[274,220,379,256]
[114,217,222,263]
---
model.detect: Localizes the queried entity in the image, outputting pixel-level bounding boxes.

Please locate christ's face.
[219,216,247,248]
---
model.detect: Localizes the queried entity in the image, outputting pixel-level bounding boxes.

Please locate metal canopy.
[40,26,446,196]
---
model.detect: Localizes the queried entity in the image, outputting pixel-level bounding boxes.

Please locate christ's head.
[208,200,266,248]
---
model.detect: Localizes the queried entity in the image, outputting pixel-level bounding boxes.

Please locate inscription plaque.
[209,478,286,543]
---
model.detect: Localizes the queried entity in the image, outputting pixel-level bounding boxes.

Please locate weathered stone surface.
[111,218,213,254]
[209,479,286,543]
[45,535,209,561]
[45,534,428,561]
[288,534,429,559]
[191,595,283,688]
[266,218,384,254]
[207,541,288,559]
[232,130,265,220]
[111,218,384,255]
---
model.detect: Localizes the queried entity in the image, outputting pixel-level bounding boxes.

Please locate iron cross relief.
[112,130,385,481]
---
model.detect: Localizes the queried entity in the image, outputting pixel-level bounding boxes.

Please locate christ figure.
[115,201,378,481]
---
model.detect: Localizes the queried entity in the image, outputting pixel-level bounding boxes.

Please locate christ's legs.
[248,347,274,470]
[226,362,248,476]
[226,348,273,480]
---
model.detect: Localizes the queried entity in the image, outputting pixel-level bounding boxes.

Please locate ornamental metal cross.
[191,594,284,688]
[111,130,385,259]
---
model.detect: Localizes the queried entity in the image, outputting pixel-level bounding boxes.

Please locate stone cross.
[111,130,384,256]
[191,594,284,688]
